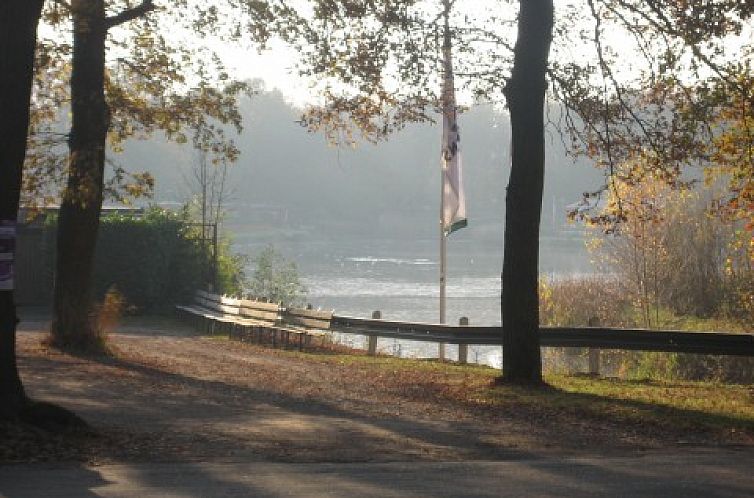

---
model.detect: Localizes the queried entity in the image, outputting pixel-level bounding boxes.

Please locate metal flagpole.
[439,185,447,358]
[440,140,447,358]
[438,0,451,360]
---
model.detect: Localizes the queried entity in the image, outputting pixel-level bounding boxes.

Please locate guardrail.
[331,315,754,357]
[179,290,754,363]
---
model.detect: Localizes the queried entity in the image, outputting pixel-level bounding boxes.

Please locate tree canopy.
[276,0,752,381]
[31,0,279,348]
[23,0,266,208]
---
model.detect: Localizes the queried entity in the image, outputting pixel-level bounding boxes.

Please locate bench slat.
[220,296,242,306]
[284,307,332,330]
[239,310,280,323]
[284,316,331,330]
[238,299,281,312]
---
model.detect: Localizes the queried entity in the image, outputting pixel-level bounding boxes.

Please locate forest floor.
[3,313,753,465]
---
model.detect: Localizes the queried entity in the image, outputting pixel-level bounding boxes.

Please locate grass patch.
[284,348,754,440]
[531,376,752,434]
[216,331,753,443]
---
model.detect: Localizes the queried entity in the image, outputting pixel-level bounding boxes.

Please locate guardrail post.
[458,317,469,364]
[368,310,380,356]
[588,317,601,376]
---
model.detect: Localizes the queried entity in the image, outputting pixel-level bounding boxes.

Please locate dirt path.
[8,316,739,464]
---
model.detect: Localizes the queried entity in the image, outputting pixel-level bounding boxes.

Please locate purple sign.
[0,220,16,290]
[0,261,12,290]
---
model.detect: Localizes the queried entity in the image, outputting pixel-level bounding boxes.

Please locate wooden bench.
[229,298,284,345]
[280,306,334,349]
[175,290,243,334]
[177,290,333,350]
[232,302,334,350]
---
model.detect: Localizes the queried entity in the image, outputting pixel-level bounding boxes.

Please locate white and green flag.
[441,40,467,236]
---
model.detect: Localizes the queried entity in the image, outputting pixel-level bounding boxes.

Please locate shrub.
[247,245,306,306]
[94,207,246,310]
[539,275,754,382]
[91,208,199,310]
[588,164,753,326]
[539,276,635,375]
[91,285,128,350]
[43,206,245,312]
[623,351,754,384]
[539,276,633,327]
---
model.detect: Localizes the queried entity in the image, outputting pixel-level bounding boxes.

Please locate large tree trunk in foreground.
[0,0,45,419]
[51,0,110,349]
[500,0,554,383]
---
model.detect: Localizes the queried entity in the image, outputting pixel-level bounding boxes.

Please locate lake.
[232,230,593,367]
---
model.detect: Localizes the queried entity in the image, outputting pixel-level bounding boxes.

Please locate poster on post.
[0,220,16,290]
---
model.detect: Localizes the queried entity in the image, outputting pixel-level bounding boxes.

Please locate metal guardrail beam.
[331,315,754,357]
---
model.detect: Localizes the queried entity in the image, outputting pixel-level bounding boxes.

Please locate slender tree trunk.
[500,0,554,383]
[0,0,45,419]
[50,0,110,349]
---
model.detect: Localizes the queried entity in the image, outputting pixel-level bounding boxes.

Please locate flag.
[441,39,467,236]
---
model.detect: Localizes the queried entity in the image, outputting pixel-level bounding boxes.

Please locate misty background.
[118,88,604,335]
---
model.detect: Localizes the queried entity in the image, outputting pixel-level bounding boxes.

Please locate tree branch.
[105,0,155,29]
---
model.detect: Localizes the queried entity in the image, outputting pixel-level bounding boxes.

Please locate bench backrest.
[194,290,242,315]
[283,307,333,330]
[194,291,333,332]
[239,298,282,324]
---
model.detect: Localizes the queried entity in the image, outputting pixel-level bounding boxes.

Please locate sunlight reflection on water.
[241,238,593,369]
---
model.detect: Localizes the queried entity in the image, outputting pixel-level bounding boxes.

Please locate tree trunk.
[0,0,45,419]
[50,0,110,349]
[500,0,554,383]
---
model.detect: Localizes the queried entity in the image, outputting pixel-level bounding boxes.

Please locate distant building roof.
[18,205,144,226]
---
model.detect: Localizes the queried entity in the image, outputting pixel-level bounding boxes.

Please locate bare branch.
[105,0,155,29]
[611,0,743,90]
